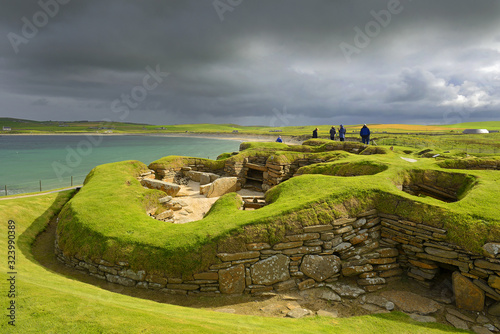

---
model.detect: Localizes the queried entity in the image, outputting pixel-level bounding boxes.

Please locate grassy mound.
[56,142,500,276]
[4,191,469,333]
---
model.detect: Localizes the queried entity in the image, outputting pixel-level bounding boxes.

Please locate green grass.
[0,192,465,333]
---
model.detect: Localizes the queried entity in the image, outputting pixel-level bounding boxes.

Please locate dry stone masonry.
[56,207,500,316]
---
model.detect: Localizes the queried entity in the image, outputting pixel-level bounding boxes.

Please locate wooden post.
[39,180,42,192]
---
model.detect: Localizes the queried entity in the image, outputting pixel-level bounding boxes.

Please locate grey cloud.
[1,0,499,125]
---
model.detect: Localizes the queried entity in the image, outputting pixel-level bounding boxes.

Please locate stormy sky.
[1,0,499,126]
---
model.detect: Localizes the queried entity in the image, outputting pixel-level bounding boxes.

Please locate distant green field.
[2,117,499,135]
[441,121,500,131]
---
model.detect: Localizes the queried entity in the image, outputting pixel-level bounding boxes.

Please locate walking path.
[0,186,81,201]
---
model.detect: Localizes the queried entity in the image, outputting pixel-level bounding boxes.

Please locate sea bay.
[0,135,240,195]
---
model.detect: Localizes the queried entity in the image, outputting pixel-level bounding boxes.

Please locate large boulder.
[140,179,180,196]
[300,255,341,282]
[453,271,485,311]
[206,177,239,198]
[219,264,246,294]
[251,254,290,285]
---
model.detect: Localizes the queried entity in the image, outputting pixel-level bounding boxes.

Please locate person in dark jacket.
[312,128,318,138]
[360,124,370,145]
[329,126,336,140]
[338,125,346,141]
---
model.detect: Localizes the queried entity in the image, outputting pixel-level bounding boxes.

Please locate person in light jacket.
[360,124,370,145]
[338,125,346,142]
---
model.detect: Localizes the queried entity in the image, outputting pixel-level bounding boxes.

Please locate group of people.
[276,124,371,144]
[312,124,371,144]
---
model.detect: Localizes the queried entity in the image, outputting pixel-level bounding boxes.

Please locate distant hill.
[1,117,499,134]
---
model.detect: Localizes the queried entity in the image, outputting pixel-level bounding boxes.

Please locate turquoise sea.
[0,135,240,196]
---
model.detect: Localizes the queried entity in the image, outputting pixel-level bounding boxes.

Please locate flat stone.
[199,173,212,185]
[474,279,500,301]
[453,271,485,312]
[119,269,145,281]
[483,243,500,258]
[377,248,399,258]
[166,284,199,291]
[303,224,333,233]
[408,259,438,270]
[286,308,312,318]
[274,241,303,250]
[471,325,494,334]
[246,243,271,250]
[380,290,440,314]
[488,275,500,290]
[350,233,368,245]
[475,259,500,272]
[446,313,469,330]
[193,272,218,280]
[274,279,297,292]
[140,179,180,196]
[361,304,387,313]
[379,268,403,278]
[425,247,458,259]
[106,274,136,287]
[316,309,339,318]
[251,254,290,285]
[331,242,352,253]
[357,277,386,286]
[298,278,316,290]
[368,257,396,265]
[326,282,365,299]
[206,177,238,198]
[219,264,245,294]
[365,295,394,311]
[300,255,341,282]
[318,290,341,302]
[342,264,373,277]
[217,251,260,262]
[286,233,320,242]
[447,308,475,323]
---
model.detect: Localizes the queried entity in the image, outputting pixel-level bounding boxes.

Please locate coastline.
[2,132,304,145]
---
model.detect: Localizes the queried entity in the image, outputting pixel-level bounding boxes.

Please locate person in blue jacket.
[276,135,283,143]
[338,125,346,142]
[360,124,370,145]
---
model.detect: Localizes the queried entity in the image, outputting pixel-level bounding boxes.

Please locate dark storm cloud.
[1,0,499,125]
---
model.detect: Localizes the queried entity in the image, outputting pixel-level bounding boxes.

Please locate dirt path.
[0,186,80,201]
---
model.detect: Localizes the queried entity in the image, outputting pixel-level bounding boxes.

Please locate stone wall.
[55,208,500,313]
[380,213,500,311]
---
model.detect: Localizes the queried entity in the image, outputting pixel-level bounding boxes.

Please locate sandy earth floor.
[171,181,264,224]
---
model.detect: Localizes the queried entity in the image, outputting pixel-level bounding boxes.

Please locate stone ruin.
[54,144,500,323]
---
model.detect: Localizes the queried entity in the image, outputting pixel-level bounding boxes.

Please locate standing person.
[329,126,336,140]
[276,135,283,143]
[312,128,318,138]
[360,124,370,145]
[338,125,346,142]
